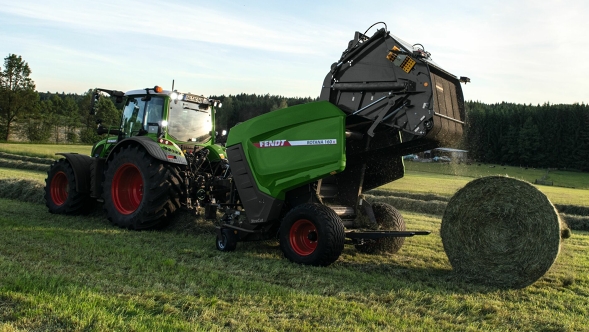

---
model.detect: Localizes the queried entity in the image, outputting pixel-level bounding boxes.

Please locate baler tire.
[102,145,183,230]
[355,202,406,254]
[216,228,238,252]
[279,203,345,266]
[44,159,91,215]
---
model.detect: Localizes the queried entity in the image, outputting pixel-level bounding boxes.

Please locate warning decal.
[253,139,337,148]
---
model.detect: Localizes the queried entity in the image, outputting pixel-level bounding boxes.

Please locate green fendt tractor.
[45,86,225,229]
[45,23,468,266]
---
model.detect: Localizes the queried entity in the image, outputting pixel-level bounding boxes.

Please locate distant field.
[0,143,92,159]
[383,171,589,207]
[405,161,589,190]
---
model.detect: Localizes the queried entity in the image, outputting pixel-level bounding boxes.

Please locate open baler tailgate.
[320,28,465,156]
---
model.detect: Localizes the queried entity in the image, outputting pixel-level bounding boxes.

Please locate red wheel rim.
[111,163,143,215]
[289,219,318,256]
[50,171,68,206]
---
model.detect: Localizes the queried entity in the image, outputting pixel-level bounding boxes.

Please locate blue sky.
[0,0,587,104]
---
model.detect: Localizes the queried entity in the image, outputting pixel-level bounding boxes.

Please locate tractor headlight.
[170,92,178,100]
[161,120,168,127]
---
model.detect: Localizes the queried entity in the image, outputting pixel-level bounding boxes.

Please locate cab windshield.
[168,100,212,143]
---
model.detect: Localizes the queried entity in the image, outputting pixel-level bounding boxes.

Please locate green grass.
[1,144,589,330]
[0,143,92,159]
[405,161,589,190]
[1,200,588,331]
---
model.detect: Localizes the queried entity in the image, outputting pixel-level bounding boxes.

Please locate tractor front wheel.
[355,202,406,254]
[44,159,90,214]
[279,203,345,266]
[103,145,183,229]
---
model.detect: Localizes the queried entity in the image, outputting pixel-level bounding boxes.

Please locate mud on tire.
[279,203,345,266]
[103,145,183,230]
[45,159,91,214]
[355,202,406,254]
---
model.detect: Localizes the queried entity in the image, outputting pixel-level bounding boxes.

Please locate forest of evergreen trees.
[463,101,589,171]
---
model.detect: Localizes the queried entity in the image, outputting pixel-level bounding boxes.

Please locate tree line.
[1,53,588,171]
[463,101,589,171]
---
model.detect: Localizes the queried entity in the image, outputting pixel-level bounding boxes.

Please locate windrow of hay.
[561,214,589,232]
[441,176,564,289]
[365,189,450,202]
[364,194,447,216]
[0,158,50,172]
[0,178,45,204]
[554,204,589,217]
[0,152,55,165]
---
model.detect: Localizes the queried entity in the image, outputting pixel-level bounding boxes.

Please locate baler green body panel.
[226,101,346,199]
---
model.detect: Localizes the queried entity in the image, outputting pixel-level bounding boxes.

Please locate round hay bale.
[441,176,563,289]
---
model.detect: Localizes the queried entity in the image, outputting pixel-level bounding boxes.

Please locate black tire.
[102,145,183,230]
[355,202,406,254]
[216,228,238,252]
[44,159,90,214]
[279,203,345,266]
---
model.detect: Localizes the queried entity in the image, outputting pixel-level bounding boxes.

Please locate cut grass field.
[1,199,588,331]
[1,144,589,330]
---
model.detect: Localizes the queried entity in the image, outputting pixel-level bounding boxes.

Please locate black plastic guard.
[226,144,284,225]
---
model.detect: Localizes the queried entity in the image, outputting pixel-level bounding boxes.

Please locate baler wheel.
[103,145,183,229]
[279,203,345,266]
[44,159,90,214]
[216,228,238,252]
[355,202,406,254]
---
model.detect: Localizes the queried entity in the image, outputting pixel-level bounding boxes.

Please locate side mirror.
[90,92,100,115]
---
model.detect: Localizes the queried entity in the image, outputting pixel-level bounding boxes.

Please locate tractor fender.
[55,153,93,194]
[105,136,188,166]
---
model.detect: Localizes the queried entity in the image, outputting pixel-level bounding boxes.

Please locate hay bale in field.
[441,176,565,289]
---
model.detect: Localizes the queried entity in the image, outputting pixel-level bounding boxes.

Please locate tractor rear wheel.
[103,145,183,229]
[279,203,345,266]
[355,202,406,254]
[44,159,90,214]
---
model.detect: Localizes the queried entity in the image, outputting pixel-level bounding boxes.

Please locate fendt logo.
[253,139,337,148]
[255,140,289,148]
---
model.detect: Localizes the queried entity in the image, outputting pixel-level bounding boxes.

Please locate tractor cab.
[90,86,222,160]
[119,87,216,145]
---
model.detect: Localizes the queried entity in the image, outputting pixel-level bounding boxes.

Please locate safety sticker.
[253,139,337,148]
